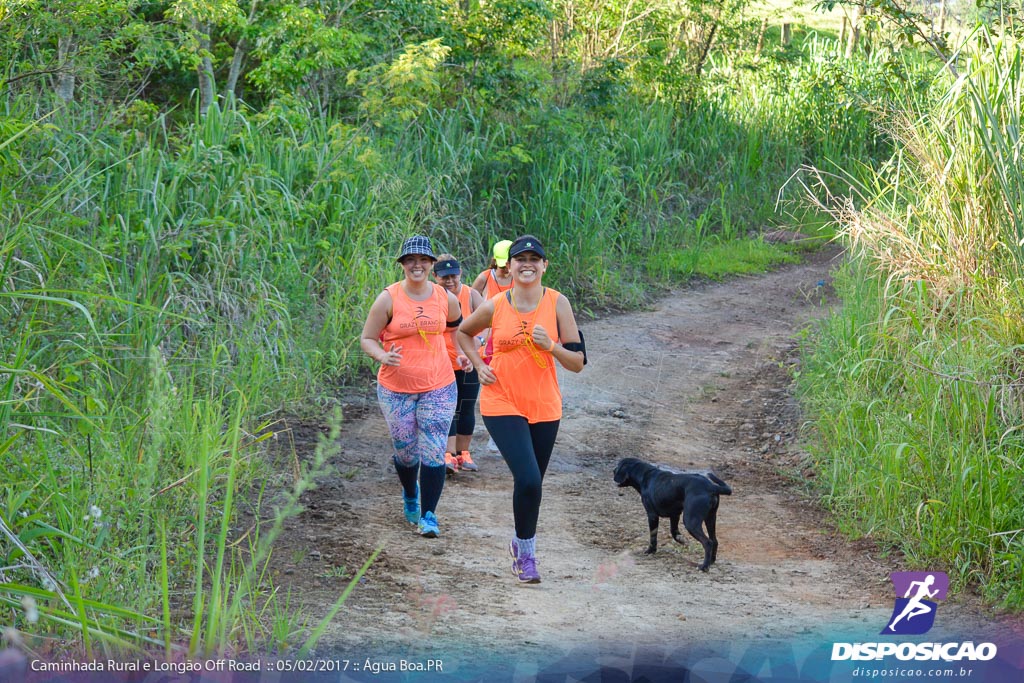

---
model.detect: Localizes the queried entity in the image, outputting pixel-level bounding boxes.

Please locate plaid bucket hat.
[396,235,437,262]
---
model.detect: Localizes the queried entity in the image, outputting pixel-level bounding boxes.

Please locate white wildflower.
[86,505,104,529]
[3,626,23,647]
[41,576,56,592]
[87,566,100,580]
[20,596,38,624]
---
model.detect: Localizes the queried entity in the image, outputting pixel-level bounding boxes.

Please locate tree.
[347,38,450,127]
[0,0,148,104]
[168,0,245,115]
[244,1,369,105]
[817,0,960,77]
[444,0,554,107]
[845,0,864,59]
[223,0,260,99]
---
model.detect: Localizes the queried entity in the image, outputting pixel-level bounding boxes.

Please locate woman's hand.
[476,363,497,385]
[457,354,473,372]
[380,343,403,366]
[531,323,555,352]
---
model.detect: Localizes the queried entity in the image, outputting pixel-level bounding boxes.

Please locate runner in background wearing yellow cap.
[472,239,514,453]
[471,239,513,299]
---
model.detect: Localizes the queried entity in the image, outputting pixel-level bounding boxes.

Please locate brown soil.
[264,248,1015,674]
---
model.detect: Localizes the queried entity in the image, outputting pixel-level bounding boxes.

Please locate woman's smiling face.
[400,254,435,281]
[510,252,546,284]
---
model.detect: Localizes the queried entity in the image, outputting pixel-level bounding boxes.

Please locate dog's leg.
[707,502,720,564]
[684,517,713,572]
[669,514,686,545]
[644,507,659,554]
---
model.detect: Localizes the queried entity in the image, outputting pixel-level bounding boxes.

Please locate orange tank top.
[444,284,474,371]
[378,282,454,393]
[480,287,562,423]
[485,269,512,299]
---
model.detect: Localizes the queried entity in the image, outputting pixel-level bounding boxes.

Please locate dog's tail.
[707,472,732,495]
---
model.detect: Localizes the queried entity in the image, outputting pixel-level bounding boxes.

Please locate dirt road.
[269,248,1013,677]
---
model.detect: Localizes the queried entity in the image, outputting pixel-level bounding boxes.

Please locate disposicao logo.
[831,571,998,663]
[884,571,948,635]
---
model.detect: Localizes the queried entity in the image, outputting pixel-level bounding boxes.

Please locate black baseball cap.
[433,259,461,276]
[508,236,546,259]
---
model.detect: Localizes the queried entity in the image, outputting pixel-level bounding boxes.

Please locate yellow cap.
[493,239,513,267]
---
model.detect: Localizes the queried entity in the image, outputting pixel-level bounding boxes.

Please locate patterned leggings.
[377,382,457,468]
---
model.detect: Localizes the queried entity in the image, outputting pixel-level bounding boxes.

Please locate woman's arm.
[446,290,472,371]
[458,300,496,384]
[531,294,584,373]
[470,270,488,295]
[360,290,402,366]
[468,286,484,313]
[445,290,463,324]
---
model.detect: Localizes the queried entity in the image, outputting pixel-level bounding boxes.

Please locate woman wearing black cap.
[359,235,465,538]
[432,253,484,474]
[456,235,587,583]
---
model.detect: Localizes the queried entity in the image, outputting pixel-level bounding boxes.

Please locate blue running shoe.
[417,511,438,540]
[402,485,420,525]
[418,511,440,538]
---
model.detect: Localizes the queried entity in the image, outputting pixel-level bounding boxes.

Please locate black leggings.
[448,369,480,438]
[482,415,560,539]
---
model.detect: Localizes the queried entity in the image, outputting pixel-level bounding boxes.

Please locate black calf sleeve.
[393,457,419,499]
[419,464,446,515]
[448,369,480,437]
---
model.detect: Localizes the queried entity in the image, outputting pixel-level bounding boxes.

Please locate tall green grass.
[0,99,372,654]
[799,261,1024,606]
[797,29,1024,608]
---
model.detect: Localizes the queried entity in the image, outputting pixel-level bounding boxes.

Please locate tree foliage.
[1,0,769,113]
[347,38,451,127]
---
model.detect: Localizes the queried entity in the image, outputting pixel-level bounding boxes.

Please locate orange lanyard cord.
[510,289,548,369]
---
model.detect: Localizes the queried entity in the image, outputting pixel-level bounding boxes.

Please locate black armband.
[562,330,587,365]
[446,315,463,328]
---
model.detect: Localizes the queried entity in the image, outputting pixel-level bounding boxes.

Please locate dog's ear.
[613,461,632,486]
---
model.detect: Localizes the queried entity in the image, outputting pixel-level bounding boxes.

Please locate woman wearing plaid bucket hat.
[360,235,465,538]
[457,234,587,584]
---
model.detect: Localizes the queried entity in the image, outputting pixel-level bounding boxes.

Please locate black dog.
[613,457,732,571]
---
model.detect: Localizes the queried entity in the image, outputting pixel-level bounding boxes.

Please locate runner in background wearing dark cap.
[432,254,484,474]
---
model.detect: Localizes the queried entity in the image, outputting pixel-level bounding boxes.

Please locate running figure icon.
[887,574,938,632]
[882,571,949,635]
